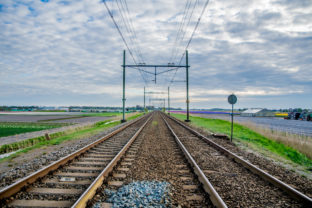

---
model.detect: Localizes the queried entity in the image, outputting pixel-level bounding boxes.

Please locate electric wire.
[169,0,190,64]
[172,0,198,63]
[102,0,148,85]
[117,0,143,64]
[117,0,152,84]
[169,0,210,86]
[122,0,145,63]
[171,0,193,64]
[116,0,149,83]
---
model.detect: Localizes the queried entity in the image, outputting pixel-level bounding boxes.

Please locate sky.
[0,0,311,109]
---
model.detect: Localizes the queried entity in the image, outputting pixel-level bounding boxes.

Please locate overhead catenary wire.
[179,0,210,64]
[103,0,210,87]
[172,0,198,63]
[169,0,191,64]
[121,0,145,63]
[171,0,193,64]
[169,0,210,86]
[115,0,150,83]
[102,0,149,85]
[117,0,144,64]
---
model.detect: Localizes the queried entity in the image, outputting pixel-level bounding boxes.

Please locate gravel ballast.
[184,121,312,198]
[167,116,311,206]
[93,113,213,207]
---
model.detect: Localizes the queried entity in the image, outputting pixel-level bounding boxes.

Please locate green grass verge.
[172,113,312,169]
[0,113,143,161]
[0,122,68,137]
[80,112,123,117]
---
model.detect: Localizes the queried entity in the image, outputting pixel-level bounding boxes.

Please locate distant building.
[57,107,69,111]
[240,108,275,117]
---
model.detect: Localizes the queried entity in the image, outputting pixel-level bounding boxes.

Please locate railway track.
[0,113,152,208]
[161,112,312,207]
[1,111,311,207]
[91,112,215,207]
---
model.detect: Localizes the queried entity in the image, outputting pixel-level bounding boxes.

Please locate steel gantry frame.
[149,98,166,110]
[143,89,167,114]
[121,50,191,122]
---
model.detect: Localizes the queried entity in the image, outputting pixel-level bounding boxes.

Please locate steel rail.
[0,114,149,201]
[161,114,228,208]
[72,115,153,208]
[166,113,312,206]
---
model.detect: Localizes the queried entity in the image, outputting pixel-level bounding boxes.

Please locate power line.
[171,0,193,63]
[115,0,149,83]
[173,0,198,63]
[169,0,190,64]
[169,0,210,86]
[179,0,210,64]
[102,0,148,85]
[115,0,150,84]
[122,0,145,63]
[117,0,142,63]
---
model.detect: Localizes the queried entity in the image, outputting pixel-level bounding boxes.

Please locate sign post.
[228,94,237,142]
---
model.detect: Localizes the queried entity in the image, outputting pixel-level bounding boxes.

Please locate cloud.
[0,0,311,108]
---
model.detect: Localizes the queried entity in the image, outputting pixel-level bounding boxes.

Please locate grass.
[240,122,312,160]
[80,112,123,117]
[172,113,312,169]
[0,113,143,162]
[0,122,68,137]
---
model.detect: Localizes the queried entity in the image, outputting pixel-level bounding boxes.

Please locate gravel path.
[46,116,112,123]
[0,117,112,146]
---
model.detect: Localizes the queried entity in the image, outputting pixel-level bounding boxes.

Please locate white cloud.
[0,0,311,108]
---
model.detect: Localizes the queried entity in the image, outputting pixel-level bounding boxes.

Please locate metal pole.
[231,104,234,142]
[144,86,146,114]
[154,66,156,84]
[121,50,126,123]
[168,86,170,116]
[185,50,190,122]
[164,99,165,111]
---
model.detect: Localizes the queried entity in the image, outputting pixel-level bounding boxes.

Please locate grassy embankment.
[0,122,68,137]
[239,122,312,160]
[0,113,143,161]
[172,113,312,170]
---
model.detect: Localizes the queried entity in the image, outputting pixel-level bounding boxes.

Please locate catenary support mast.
[185,50,190,122]
[168,87,170,115]
[121,50,126,122]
